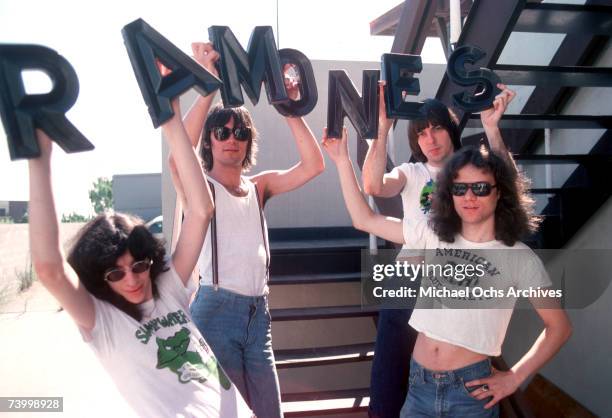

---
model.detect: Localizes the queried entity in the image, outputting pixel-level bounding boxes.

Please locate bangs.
[207,107,253,130]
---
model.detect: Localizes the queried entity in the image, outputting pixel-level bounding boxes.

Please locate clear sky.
[0,0,445,218]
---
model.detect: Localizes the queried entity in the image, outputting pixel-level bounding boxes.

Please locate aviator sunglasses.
[451,182,497,197]
[212,126,252,142]
[104,259,153,282]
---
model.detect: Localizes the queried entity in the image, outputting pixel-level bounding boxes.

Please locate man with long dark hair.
[323,128,571,418]
[363,81,515,418]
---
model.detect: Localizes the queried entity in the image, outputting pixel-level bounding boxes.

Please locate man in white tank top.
[174,43,325,418]
[362,81,516,418]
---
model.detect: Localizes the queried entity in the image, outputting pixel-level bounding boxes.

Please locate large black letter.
[0,44,93,160]
[273,48,317,117]
[381,53,423,119]
[446,45,501,113]
[122,19,222,128]
[327,70,379,139]
[209,26,288,107]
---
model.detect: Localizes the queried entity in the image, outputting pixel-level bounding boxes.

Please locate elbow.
[351,212,372,233]
[352,219,367,233]
[309,156,326,178]
[363,181,382,197]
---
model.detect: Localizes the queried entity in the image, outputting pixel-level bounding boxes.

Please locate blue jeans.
[191,286,282,418]
[400,358,499,418]
[369,309,417,418]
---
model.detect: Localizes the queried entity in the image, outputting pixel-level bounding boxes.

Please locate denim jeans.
[190,286,283,418]
[369,308,418,418]
[400,357,499,418]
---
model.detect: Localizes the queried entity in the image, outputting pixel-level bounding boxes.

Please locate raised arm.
[162,95,214,284]
[480,83,518,171]
[466,303,572,409]
[250,65,325,203]
[182,42,220,148]
[362,81,407,197]
[322,127,404,244]
[29,130,95,331]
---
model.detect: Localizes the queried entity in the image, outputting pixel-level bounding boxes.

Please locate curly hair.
[200,103,258,172]
[407,99,461,162]
[66,212,168,321]
[430,145,540,245]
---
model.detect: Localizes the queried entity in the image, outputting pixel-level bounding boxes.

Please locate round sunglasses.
[104,259,152,282]
[212,126,252,142]
[451,182,497,197]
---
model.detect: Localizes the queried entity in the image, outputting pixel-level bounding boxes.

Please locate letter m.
[208,26,287,107]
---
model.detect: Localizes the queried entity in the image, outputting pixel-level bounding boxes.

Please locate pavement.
[0,282,136,417]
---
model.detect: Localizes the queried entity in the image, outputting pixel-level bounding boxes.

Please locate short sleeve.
[155,262,197,310]
[518,251,553,290]
[80,297,117,357]
[394,163,414,193]
[402,219,432,249]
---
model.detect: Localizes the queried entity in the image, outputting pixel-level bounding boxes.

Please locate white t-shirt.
[82,264,253,418]
[197,176,269,296]
[395,162,441,221]
[403,219,552,356]
[393,162,441,255]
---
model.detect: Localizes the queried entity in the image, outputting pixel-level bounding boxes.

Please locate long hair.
[66,212,168,321]
[200,103,258,172]
[430,146,540,245]
[407,99,461,162]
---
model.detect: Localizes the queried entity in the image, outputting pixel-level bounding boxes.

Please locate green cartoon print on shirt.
[156,327,231,389]
[419,179,436,214]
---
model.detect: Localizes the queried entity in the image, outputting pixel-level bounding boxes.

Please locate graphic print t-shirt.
[82,264,253,418]
[403,219,552,356]
[393,162,441,254]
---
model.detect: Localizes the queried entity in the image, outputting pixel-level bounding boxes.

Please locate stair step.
[271,305,379,321]
[284,400,368,417]
[270,272,362,285]
[515,154,612,165]
[466,114,612,129]
[275,343,375,369]
[282,387,370,403]
[283,391,369,417]
[515,3,612,35]
[493,64,612,87]
[270,238,370,252]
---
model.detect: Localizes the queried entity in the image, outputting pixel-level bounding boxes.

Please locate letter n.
[327,70,379,138]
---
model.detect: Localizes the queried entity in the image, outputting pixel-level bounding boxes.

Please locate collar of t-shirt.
[424,163,441,181]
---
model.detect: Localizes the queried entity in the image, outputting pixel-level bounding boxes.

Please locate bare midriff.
[412,332,488,371]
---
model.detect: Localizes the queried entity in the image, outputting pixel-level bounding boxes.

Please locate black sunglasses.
[451,182,497,197]
[104,259,152,282]
[212,126,252,142]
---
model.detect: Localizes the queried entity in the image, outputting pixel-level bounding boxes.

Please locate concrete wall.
[113,173,161,222]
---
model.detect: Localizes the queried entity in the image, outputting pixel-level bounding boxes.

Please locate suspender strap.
[253,183,270,281]
[207,181,219,290]
[204,179,269,289]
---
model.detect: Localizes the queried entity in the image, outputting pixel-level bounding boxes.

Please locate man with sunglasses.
[363,81,516,418]
[322,128,571,418]
[173,42,324,418]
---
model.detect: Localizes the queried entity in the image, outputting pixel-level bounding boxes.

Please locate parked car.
[145,215,163,240]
